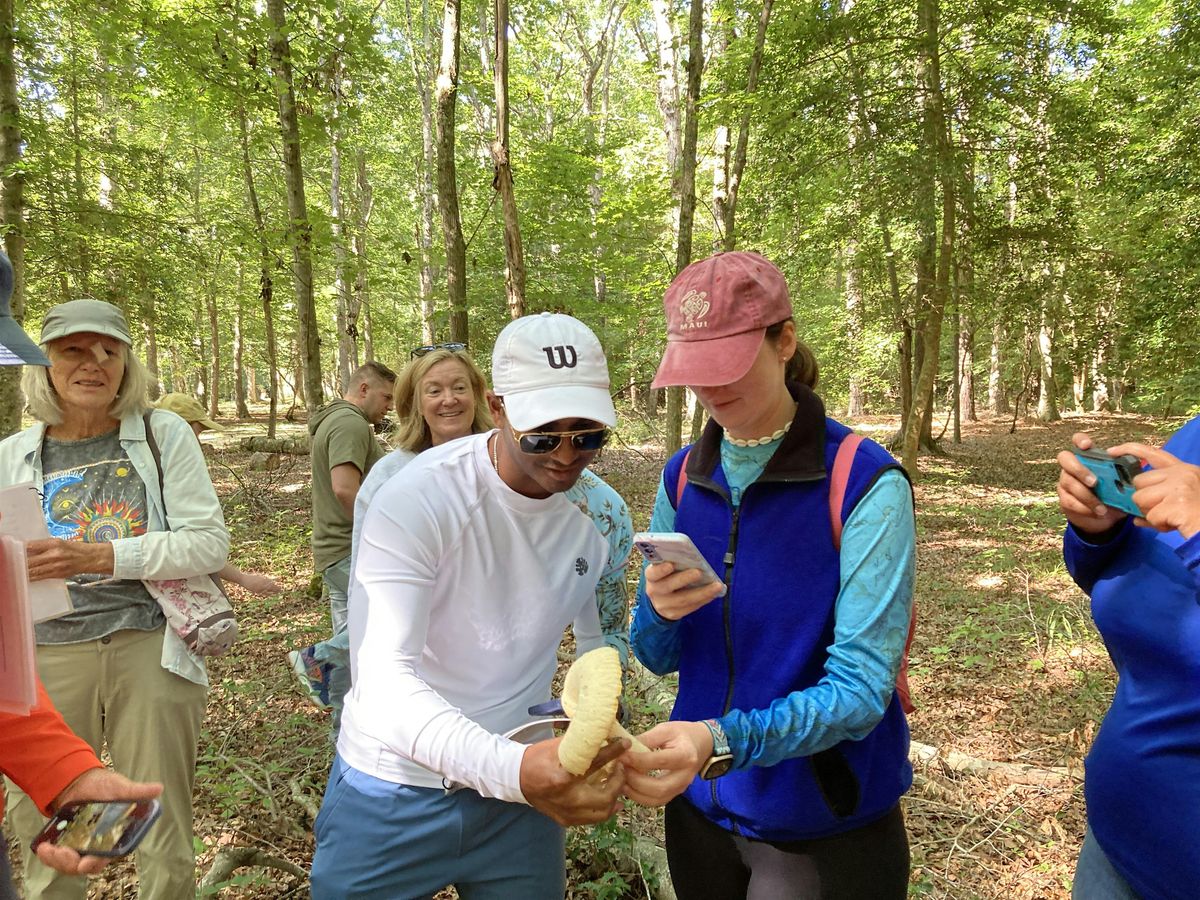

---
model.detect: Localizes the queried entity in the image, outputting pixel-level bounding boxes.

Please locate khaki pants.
[3,629,207,900]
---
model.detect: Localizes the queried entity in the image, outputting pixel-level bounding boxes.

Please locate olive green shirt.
[310,400,384,572]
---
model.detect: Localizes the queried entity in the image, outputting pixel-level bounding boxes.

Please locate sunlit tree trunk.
[404,0,438,342]
[352,149,372,361]
[901,0,954,474]
[234,273,250,418]
[664,0,704,456]
[492,0,525,319]
[1036,310,1060,421]
[575,0,623,305]
[436,0,468,342]
[718,0,771,252]
[0,0,27,435]
[330,41,356,391]
[267,0,323,413]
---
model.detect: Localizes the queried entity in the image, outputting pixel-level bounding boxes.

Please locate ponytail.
[765,319,819,390]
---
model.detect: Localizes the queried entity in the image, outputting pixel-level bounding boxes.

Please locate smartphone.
[1072,448,1143,517]
[31,798,161,858]
[633,532,725,595]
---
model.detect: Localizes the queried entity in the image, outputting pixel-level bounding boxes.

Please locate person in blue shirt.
[1056,423,1200,900]
[622,251,916,899]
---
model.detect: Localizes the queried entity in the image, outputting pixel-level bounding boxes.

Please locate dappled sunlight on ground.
[11,405,1178,898]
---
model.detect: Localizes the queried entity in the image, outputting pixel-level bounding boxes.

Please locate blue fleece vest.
[664,393,912,841]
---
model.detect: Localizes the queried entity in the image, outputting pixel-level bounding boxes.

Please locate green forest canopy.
[2,0,1198,433]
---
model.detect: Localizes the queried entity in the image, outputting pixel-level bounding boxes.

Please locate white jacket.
[0,409,230,685]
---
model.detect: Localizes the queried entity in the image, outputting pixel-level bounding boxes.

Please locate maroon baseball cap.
[652,251,793,388]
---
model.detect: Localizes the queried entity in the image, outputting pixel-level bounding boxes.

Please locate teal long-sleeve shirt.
[631,437,916,770]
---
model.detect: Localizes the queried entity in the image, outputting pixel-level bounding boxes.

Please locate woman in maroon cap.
[624,251,916,899]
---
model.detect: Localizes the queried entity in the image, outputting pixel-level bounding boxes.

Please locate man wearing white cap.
[310,313,632,899]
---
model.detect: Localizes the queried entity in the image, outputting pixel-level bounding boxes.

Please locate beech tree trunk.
[330,44,357,391]
[234,282,250,418]
[901,0,954,474]
[140,273,162,400]
[403,0,438,343]
[1037,310,1060,421]
[575,1,623,305]
[0,0,27,436]
[664,0,704,457]
[435,0,469,343]
[352,149,372,361]
[492,0,525,319]
[267,0,323,413]
[718,0,772,251]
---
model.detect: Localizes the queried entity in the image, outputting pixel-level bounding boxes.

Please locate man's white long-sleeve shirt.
[337,433,610,802]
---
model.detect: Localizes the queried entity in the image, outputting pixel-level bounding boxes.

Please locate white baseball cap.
[491,312,616,431]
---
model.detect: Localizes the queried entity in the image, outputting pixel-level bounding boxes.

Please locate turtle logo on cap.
[679,289,710,331]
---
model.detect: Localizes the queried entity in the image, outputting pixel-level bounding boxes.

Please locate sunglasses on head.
[411,342,467,359]
[509,425,609,455]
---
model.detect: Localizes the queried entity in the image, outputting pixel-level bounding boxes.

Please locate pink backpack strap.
[828,431,917,714]
[828,433,863,551]
[674,448,692,508]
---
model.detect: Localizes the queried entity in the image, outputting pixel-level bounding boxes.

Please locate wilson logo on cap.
[678,289,710,331]
[542,345,578,369]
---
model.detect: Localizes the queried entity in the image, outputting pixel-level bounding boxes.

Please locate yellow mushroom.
[557,646,651,776]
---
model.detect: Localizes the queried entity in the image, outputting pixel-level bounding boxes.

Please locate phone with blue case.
[1073,448,1143,517]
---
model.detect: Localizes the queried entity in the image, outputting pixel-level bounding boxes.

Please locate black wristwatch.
[700,719,734,780]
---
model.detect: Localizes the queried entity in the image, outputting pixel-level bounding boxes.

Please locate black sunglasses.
[411,342,467,359]
[509,424,609,455]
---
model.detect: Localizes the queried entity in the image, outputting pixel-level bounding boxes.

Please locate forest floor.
[6,406,1182,899]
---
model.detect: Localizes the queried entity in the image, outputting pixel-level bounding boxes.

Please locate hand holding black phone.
[31,798,161,858]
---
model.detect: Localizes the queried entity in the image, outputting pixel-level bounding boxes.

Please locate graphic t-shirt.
[35,428,164,644]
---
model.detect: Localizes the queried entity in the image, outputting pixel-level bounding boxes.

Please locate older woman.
[289,344,492,710]
[0,299,228,900]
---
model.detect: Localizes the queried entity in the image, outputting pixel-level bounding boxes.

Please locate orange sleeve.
[0,678,102,818]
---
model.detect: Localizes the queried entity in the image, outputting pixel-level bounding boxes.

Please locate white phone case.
[632,532,726,594]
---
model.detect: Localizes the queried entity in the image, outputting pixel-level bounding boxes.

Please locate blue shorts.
[310,755,566,899]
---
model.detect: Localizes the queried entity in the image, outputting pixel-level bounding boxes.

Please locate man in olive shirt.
[290,361,395,734]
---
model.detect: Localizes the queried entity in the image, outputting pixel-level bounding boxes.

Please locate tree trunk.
[224,6,279,437]
[1091,343,1111,412]
[68,50,91,295]
[0,0,27,436]
[1036,311,1060,421]
[267,0,323,413]
[901,0,953,474]
[988,320,1008,414]
[403,0,438,343]
[435,0,469,343]
[352,149,372,361]
[664,0,704,457]
[239,106,279,439]
[648,0,681,207]
[141,275,162,400]
[206,257,221,417]
[330,44,356,391]
[234,280,250,418]
[845,241,866,418]
[719,0,772,251]
[491,0,525,319]
[951,293,961,444]
[575,1,623,304]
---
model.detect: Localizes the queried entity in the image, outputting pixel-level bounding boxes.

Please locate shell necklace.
[726,421,792,448]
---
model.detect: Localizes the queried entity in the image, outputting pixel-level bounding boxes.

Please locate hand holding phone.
[31,798,161,859]
[634,533,726,623]
[634,532,723,589]
[1072,448,1143,517]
